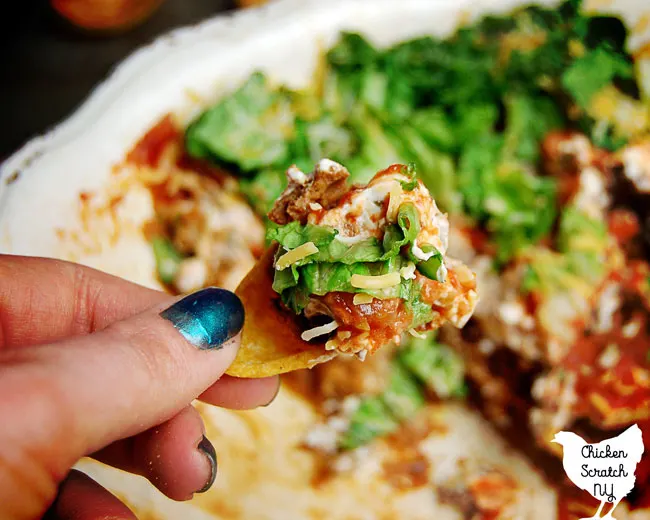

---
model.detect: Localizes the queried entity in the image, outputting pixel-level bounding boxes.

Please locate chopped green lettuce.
[345,108,409,183]
[327,32,380,70]
[337,335,468,451]
[267,222,383,265]
[409,108,456,152]
[299,258,407,297]
[457,105,558,263]
[399,335,467,398]
[487,166,557,264]
[267,200,436,315]
[557,205,608,285]
[382,203,420,259]
[402,281,435,330]
[451,104,499,149]
[502,93,564,163]
[381,362,425,421]
[339,360,424,450]
[562,46,634,109]
[239,169,287,216]
[152,237,184,285]
[523,204,609,295]
[416,246,444,281]
[185,73,295,172]
[339,397,399,450]
[384,122,461,213]
[291,116,359,168]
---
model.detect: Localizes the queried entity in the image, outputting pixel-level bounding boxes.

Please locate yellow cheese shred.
[353,293,375,305]
[386,182,403,222]
[275,242,319,271]
[351,272,401,290]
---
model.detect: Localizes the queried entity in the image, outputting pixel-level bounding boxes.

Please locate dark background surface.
[0,0,236,161]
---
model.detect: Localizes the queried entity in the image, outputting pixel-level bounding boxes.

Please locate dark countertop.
[1,0,235,161]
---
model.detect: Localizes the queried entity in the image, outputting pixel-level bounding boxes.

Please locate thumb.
[0,287,244,495]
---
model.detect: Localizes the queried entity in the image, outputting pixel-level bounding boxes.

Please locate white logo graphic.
[552,424,644,520]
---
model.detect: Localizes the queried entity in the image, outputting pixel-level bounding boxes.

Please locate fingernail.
[263,379,282,407]
[160,288,244,350]
[196,435,217,494]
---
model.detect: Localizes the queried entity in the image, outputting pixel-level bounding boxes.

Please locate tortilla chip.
[226,245,337,378]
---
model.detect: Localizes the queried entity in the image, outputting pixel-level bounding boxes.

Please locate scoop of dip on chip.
[227,160,479,377]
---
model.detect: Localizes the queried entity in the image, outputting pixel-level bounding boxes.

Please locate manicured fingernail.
[160,287,244,350]
[263,379,282,407]
[196,435,217,494]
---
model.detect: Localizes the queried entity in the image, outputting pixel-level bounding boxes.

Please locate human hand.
[0,255,280,520]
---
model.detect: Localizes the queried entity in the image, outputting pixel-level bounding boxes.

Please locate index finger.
[0,255,165,349]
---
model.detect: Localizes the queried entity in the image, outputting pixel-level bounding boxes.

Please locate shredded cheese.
[411,241,435,261]
[351,272,401,290]
[353,293,375,305]
[408,329,427,339]
[400,262,416,280]
[325,339,338,351]
[318,158,344,172]
[287,166,308,185]
[598,343,621,369]
[301,321,339,342]
[386,182,403,222]
[276,242,318,270]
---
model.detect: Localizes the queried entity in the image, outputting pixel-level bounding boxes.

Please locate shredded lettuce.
[338,335,466,450]
[557,205,608,285]
[381,362,426,421]
[267,222,384,265]
[267,201,435,315]
[239,169,288,216]
[488,166,558,264]
[402,281,435,330]
[382,203,421,259]
[523,204,609,295]
[339,397,399,450]
[327,32,380,70]
[291,116,360,169]
[399,335,467,398]
[458,133,557,264]
[185,73,295,172]
[339,359,424,450]
[299,258,407,297]
[502,93,564,163]
[562,46,634,110]
[416,246,444,281]
[152,237,184,285]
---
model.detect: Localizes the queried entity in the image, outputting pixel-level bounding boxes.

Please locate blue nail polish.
[160,288,244,350]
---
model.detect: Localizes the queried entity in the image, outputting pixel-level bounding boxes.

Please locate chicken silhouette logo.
[552,424,644,519]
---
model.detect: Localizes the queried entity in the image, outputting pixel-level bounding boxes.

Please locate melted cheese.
[276,242,319,270]
[351,272,401,290]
